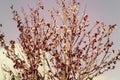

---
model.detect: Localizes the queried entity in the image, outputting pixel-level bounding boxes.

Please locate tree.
[0,0,120,80]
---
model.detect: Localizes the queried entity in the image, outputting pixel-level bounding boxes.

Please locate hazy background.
[0,0,120,80]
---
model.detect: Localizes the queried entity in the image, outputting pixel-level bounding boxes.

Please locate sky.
[0,0,120,80]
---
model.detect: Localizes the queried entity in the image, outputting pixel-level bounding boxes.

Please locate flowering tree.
[0,0,120,80]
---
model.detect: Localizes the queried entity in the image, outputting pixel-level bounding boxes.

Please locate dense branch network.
[0,0,120,80]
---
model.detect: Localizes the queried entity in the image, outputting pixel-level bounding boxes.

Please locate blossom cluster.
[0,0,120,80]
